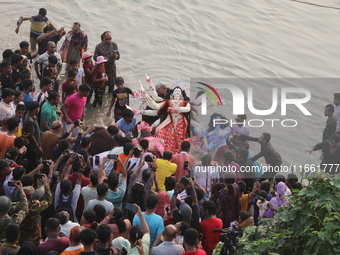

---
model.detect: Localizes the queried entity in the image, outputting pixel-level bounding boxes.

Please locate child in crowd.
[41,55,59,91]
[117,109,137,137]
[107,77,135,122]
[22,79,34,115]
[11,90,24,110]
[64,85,77,101]
[257,190,269,221]
[19,41,37,66]
[15,104,25,137]
[21,56,33,81]
[35,77,53,106]
[92,56,108,108]
[82,52,94,104]
[70,59,85,88]
[14,69,31,91]
[62,70,78,102]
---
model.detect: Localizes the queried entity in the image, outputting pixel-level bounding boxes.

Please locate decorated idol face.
[173,88,182,98]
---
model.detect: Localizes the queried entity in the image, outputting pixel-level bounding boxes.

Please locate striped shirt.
[171,152,196,182]
[28,15,51,38]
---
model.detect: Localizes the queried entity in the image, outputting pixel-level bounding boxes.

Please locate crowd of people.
[0,6,339,255]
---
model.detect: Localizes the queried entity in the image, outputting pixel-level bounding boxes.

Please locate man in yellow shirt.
[153,151,177,192]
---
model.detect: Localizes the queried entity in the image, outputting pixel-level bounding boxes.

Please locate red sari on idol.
[155,99,188,154]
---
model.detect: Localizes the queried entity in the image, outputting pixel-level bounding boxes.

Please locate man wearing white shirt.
[0,89,15,127]
[333,93,340,133]
[57,211,80,238]
[34,41,62,80]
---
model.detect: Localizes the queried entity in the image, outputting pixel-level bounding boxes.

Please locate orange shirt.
[0,132,16,159]
[60,245,84,255]
[240,194,250,212]
[116,154,129,173]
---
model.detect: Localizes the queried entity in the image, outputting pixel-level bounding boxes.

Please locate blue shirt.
[133,212,164,248]
[3,180,15,201]
[23,92,34,115]
[105,180,126,208]
[117,117,136,137]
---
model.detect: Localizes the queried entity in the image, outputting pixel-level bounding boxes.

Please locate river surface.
[1,0,340,170]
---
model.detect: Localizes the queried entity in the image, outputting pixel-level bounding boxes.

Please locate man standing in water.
[94,31,120,93]
[236,132,282,180]
[323,104,337,141]
[333,93,340,134]
[59,22,88,70]
[306,134,340,174]
[61,83,91,136]
[15,8,54,52]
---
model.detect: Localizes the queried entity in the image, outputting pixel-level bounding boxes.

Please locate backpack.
[55,192,74,221]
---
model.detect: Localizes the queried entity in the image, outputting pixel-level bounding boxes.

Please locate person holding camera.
[124,145,149,177]
[106,154,128,208]
[171,141,196,182]
[127,204,150,255]
[18,173,52,246]
[55,154,83,222]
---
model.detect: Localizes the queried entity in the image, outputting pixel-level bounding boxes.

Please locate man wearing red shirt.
[199,201,223,255]
[68,169,90,222]
[183,228,207,255]
[37,217,69,255]
[171,141,196,182]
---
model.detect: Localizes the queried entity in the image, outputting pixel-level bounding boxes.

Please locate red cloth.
[184,249,207,255]
[199,217,223,255]
[171,153,196,182]
[163,217,174,226]
[37,236,70,255]
[83,61,94,83]
[68,173,90,216]
[62,79,79,95]
[155,191,170,219]
[93,65,106,88]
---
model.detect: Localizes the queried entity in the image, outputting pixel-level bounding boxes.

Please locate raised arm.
[133,152,145,180]
[28,163,44,177]
[117,155,127,182]
[15,17,29,34]
[135,204,149,234]
[59,155,77,181]
[37,30,57,43]
[189,179,198,206]
[170,182,180,215]
[98,156,108,184]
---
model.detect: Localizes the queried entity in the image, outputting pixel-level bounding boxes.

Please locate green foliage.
[240,175,340,255]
